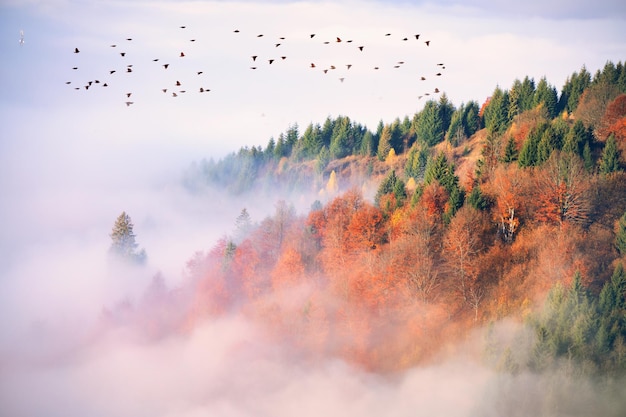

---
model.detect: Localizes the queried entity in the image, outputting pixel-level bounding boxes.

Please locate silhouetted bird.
[336,37,341,42]
[434,88,440,93]
[425,40,430,46]
[275,43,281,47]
[74,48,79,53]
[358,46,364,51]
[180,26,186,29]
[172,92,178,97]
[252,55,257,61]
[176,81,181,86]
[310,34,315,38]
[420,76,426,80]
[126,92,132,97]
[72,67,78,70]
[163,64,169,69]
[127,68,132,73]
[110,70,116,74]
[125,101,133,106]
[126,38,132,41]
[110,44,116,47]
[310,63,316,68]
[153,58,159,62]
[268,59,274,64]
[385,33,391,36]
[415,34,420,39]
[197,71,203,75]
[180,52,185,57]
[234,29,240,33]
[346,64,352,69]
[436,72,442,76]
[162,89,167,93]
[120,52,126,57]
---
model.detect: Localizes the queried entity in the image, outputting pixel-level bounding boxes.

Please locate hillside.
[98,61,626,411]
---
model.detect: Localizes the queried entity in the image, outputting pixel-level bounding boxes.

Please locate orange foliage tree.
[443,206,492,321]
[534,151,591,226]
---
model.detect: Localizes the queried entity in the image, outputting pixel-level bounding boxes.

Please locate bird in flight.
[125,101,134,106]
[163,64,169,69]
[74,47,80,53]
[180,52,185,57]
[19,30,24,46]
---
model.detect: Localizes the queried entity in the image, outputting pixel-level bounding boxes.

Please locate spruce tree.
[616,211,626,255]
[599,134,622,174]
[109,211,146,264]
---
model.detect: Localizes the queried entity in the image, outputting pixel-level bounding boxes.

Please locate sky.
[0,1,625,416]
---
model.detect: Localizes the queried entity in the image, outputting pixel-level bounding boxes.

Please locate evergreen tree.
[518,76,536,112]
[377,125,393,161]
[483,86,510,134]
[417,100,445,146]
[463,101,481,137]
[583,141,594,173]
[616,211,626,255]
[109,211,146,264]
[447,107,465,146]
[599,134,622,174]
[315,145,330,175]
[534,77,559,119]
[536,126,558,164]
[374,170,406,207]
[234,208,253,243]
[502,136,518,163]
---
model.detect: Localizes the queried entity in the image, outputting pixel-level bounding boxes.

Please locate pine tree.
[616,211,626,255]
[502,136,518,163]
[109,211,146,264]
[417,100,445,146]
[599,134,622,174]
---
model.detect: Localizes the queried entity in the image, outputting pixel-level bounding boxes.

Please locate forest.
[105,60,626,413]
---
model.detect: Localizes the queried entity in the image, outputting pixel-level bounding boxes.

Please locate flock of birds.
[63,26,446,107]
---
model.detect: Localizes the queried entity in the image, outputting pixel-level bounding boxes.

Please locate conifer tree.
[599,134,622,174]
[616,211,626,255]
[109,211,146,264]
[502,136,518,163]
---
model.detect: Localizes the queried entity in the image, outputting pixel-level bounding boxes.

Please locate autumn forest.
[104,61,626,414]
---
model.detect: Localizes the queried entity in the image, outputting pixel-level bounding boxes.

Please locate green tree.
[616,211,626,255]
[375,170,405,208]
[534,77,558,119]
[599,134,622,174]
[377,125,393,161]
[417,100,445,146]
[501,136,518,163]
[483,86,510,134]
[109,211,146,264]
[463,100,481,137]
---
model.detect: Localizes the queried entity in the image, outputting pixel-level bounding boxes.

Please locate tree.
[109,211,146,264]
[616,211,626,255]
[534,152,590,226]
[416,100,445,146]
[444,206,489,321]
[501,136,518,163]
[599,134,622,174]
[234,208,253,243]
[377,125,393,161]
